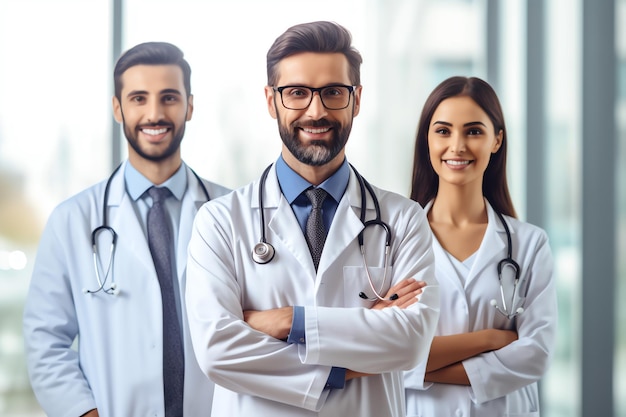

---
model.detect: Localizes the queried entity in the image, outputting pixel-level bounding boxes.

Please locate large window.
[0,1,111,415]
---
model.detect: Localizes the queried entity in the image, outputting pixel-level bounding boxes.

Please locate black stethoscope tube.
[252,163,395,301]
[86,164,210,295]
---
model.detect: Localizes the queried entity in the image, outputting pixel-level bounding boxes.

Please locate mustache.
[138,121,174,129]
[292,119,337,129]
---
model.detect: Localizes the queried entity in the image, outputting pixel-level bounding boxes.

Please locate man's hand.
[244,307,293,340]
[371,278,426,310]
[344,279,427,381]
[81,410,99,417]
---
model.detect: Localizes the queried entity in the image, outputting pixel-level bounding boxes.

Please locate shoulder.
[367,182,425,215]
[36,181,109,243]
[506,216,548,237]
[197,181,255,217]
[49,180,107,219]
[201,180,232,200]
[183,164,232,199]
[502,215,551,250]
[361,182,430,242]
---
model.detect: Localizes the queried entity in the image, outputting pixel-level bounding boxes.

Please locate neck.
[430,182,487,226]
[128,153,182,185]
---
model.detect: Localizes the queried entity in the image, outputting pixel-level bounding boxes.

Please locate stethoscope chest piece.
[252,242,275,264]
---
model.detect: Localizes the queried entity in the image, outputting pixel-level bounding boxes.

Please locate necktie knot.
[305,187,328,209]
[148,186,171,204]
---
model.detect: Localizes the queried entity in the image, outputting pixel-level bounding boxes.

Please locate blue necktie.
[147,186,184,417]
[305,187,328,270]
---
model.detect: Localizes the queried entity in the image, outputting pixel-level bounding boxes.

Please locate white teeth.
[142,128,168,135]
[445,160,470,166]
[303,127,330,134]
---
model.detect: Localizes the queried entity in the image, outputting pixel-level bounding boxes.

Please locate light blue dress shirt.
[124,161,188,321]
[275,155,350,389]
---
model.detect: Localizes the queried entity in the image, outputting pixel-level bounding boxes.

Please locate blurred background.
[0,0,623,416]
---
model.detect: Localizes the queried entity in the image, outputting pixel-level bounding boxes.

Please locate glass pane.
[541,0,582,416]
[616,0,626,414]
[0,1,111,416]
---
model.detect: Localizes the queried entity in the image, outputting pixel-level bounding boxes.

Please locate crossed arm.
[243,278,426,382]
[424,329,518,385]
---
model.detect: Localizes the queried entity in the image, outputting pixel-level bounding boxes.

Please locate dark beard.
[121,112,185,162]
[278,118,352,166]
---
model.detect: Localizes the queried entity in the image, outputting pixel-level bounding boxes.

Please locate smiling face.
[428,95,502,190]
[113,64,193,169]
[265,52,361,175]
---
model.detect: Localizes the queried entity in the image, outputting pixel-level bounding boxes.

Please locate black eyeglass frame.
[272,84,357,110]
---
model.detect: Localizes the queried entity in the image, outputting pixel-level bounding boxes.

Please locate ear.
[265,86,278,119]
[351,85,362,117]
[492,129,504,153]
[186,94,194,121]
[112,96,123,123]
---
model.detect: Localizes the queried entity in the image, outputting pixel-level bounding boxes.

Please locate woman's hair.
[114,42,192,100]
[266,21,363,87]
[409,76,517,218]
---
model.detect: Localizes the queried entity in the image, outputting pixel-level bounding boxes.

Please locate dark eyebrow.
[464,121,487,127]
[431,121,488,127]
[160,89,183,96]
[125,88,183,98]
[126,89,148,98]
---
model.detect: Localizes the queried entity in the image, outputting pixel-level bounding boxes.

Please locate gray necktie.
[305,187,328,270]
[147,186,184,417]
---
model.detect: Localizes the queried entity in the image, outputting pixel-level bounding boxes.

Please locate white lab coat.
[186,164,440,417]
[23,162,230,417]
[404,200,558,417]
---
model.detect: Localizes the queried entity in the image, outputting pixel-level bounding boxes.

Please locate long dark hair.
[409,76,517,218]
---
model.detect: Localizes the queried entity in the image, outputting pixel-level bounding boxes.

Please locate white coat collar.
[424,198,513,287]
[259,164,367,276]
[105,161,208,278]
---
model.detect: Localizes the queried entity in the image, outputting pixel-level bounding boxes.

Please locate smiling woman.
[404,76,557,417]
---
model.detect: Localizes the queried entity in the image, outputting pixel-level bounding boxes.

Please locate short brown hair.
[266,21,362,86]
[114,42,191,100]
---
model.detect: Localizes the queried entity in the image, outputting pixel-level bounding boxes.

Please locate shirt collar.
[275,155,349,204]
[124,161,187,201]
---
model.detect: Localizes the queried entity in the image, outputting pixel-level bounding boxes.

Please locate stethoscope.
[252,163,397,301]
[84,163,210,296]
[490,210,525,319]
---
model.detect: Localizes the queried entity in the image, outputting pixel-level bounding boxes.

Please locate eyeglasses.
[273,84,356,110]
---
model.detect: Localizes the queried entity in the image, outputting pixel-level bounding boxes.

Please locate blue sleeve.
[325,367,347,389]
[287,306,306,344]
[287,306,346,389]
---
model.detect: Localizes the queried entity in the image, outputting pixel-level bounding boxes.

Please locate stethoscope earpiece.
[252,242,275,264]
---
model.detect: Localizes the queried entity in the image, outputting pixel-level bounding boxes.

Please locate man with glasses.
[185,21,439,417]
